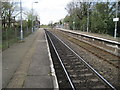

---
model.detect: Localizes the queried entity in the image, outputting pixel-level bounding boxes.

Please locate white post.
[114,1,118,38]
[32,2,33,33]
[73,20,74,31]
[20,0,23,40]
[87,0,89,32]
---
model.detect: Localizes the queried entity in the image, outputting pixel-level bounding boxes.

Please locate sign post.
[113,17,119,38]
[113,1,119,38]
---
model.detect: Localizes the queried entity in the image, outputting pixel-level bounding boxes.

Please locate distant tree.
[26,10,38,28]
[90,2,116,35]
[2,2,18,29]
[64,0,119,37]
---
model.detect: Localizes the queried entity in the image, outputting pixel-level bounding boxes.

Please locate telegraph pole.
[87,0,89,32]
[20,0,23,40]
[32,2,33,33]
[72,0,75,30]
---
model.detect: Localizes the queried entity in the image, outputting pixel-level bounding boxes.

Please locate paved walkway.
[2,29,57,88]
[0,51,2,89]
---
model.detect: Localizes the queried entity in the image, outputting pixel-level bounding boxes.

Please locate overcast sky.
[16,0,118,25]
[21,0,72,25]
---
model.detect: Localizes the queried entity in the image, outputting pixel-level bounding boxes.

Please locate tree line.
[63,1,120,37]
[1,1,40,50]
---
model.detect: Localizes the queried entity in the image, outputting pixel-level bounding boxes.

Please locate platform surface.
[2,29,54,88]
[58,28,119,42]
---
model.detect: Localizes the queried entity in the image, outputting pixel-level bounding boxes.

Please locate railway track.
[45,29,116,90]
[53,30,120,69]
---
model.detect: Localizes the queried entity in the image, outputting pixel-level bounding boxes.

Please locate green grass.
[40,25,50,28]
[0,44,2,50]
[2,31,32,50]
[2,38,19,50]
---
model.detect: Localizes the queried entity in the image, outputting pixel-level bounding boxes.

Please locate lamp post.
[20,0,23,41]
[32,1,38,33]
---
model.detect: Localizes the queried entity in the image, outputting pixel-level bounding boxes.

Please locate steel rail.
[45,30,76,90]
[47,30,116,90]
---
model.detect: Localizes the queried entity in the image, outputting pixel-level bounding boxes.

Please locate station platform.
[57,28,119,42]
[2,29,58,88]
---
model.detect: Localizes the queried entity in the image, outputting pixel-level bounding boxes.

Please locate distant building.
[34,16,40,28]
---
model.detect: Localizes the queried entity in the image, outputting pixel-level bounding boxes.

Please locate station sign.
[113,18,119,22]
